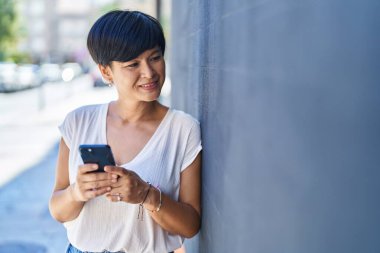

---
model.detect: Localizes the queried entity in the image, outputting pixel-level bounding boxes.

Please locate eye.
[150,55,162,62]
[126,62,139,68]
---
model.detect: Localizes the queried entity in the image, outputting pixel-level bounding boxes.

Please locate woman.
[49,10,202,253]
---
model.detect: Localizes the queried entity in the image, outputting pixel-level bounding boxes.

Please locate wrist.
[69,183,83,203]
[143,185,162,212]
[140,182,151,204]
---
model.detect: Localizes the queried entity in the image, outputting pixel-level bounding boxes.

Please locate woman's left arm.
[105,152,201,238]
[146,152,201,238]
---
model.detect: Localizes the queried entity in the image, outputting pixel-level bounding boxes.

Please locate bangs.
[87,11,166,66]
[112,12,165,62]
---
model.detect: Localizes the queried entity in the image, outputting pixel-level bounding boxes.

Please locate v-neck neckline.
[101,102,171,167]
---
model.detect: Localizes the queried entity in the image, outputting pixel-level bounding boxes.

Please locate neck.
[110,100,159,124]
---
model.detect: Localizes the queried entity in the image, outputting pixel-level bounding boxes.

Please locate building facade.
[17,0,161,64]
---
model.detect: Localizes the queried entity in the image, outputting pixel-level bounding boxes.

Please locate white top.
[59,103,202,253]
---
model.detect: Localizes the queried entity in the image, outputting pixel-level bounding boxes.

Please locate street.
[0,75,117,252]
[0,75,116,186]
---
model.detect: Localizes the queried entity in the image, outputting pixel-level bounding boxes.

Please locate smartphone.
[79,144,116,172]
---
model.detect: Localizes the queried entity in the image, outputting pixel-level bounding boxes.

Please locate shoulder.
[66,103,105,117]
[170,109,200,128]
[64,103,106,123]
[70,103,104,115]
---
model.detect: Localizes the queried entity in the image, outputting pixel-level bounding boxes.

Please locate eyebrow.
[120,49,162,65]
[149,49,161,56]
[133,49,162,61]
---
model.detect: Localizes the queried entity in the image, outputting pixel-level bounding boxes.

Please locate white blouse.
[59,103,202,253]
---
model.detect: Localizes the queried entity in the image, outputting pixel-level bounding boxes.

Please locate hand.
[104,166,149,203]
[71,164,118,202]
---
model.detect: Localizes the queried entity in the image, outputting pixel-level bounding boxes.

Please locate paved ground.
[0,143,67,253]
[0,76,116,253]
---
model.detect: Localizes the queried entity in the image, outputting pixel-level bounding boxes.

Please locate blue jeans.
[66,244,125,253]
[66,243,174,253]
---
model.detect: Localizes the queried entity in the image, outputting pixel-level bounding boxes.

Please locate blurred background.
[0,0,172,252]
[0,0,172,93]
[2,0,380,253]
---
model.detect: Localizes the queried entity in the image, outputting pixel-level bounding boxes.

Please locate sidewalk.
[0,75,117,187]
[0,77,117,252]
[0,143,67,252]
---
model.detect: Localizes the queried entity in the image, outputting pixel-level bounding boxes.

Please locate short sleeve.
[58,111,75,148]
[181,121,202,172]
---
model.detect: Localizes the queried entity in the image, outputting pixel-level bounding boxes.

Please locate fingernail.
[107,187,111,191]
[112,174,118,179]
[92,164,98,169]
[112,179,117,183]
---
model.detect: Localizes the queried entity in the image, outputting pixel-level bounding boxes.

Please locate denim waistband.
[66,244,174,253]
[66,244,125,253]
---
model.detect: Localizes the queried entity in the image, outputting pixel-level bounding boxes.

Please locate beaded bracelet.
[137,182,151,221]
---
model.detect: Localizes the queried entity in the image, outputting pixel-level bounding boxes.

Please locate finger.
[86,186,111,199]
[109,182,122,189]
[84,179,115,190]
[107,173,143,191]
[104,166,127,176]
[106,193,123,202]
[108,187,125,196]
[78,164,99,174]
[81,172,117,183]
[108,175,126,188]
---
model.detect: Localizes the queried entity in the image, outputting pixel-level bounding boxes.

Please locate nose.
[140,61,155,79]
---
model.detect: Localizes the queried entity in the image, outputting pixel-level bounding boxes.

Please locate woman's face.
[102,47,165,103]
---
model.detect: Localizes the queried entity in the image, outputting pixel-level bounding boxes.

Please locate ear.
[98,64,113,83]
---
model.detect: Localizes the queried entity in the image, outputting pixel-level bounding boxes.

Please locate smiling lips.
[139,81,158,91]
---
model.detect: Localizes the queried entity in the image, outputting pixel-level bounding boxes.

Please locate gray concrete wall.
[170,1,380,252]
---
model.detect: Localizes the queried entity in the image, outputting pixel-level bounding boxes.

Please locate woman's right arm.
[49,138,116,223]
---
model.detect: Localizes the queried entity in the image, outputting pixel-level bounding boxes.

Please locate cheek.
[157,63,166,77]
[115,70,140,84]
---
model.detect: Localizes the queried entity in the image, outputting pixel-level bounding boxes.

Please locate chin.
[142,94,161,102]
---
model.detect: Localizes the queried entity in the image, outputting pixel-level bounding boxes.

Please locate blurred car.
[90,65,107,87]
[14,64,42,90]
[61,62,83,82]
[39,63,62,83]
[0,62,17,92]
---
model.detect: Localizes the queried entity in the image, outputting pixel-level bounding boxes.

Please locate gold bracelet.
[155,186,162,212]
[146,186,162,213]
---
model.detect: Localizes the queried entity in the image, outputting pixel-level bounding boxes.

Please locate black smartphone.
[79,144,116,172]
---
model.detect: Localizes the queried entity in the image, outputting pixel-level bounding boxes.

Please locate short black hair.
[87,10,165,66]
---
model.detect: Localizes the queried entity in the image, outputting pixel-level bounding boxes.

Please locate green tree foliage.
[0,0,18,61]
